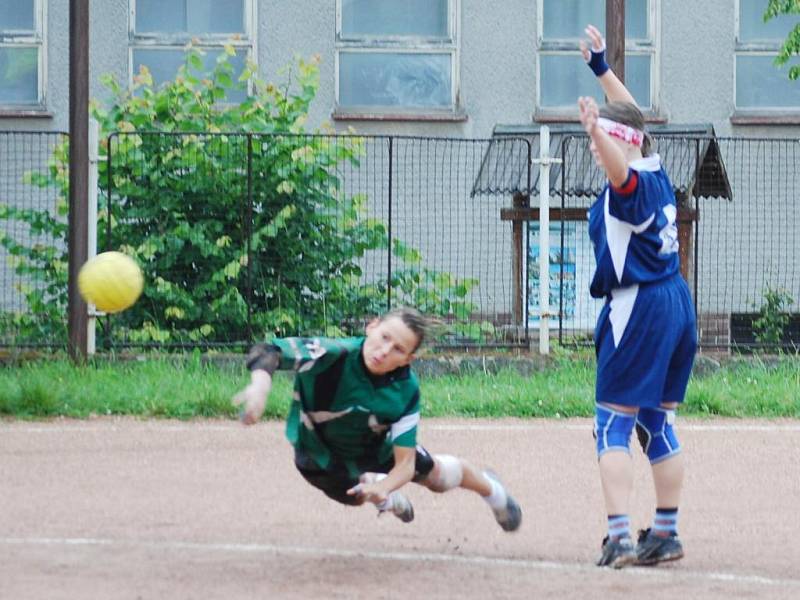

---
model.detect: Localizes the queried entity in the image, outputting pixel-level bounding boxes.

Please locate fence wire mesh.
[0,131,69,348]
[97,132,530,349]
[1,130,798,352]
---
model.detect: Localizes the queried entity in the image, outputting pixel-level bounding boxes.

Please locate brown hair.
[381,307,429,351]
[598,101,654,156]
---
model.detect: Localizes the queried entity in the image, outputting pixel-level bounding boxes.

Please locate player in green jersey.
[233,307,522,531]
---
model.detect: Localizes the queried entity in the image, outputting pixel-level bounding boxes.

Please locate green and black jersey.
[249,337,420,478]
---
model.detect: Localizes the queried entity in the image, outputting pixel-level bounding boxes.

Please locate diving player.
[233,307,522,532]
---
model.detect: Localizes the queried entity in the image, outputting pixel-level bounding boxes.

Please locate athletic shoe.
[483,470,522,532]
[387,491,415,523]
[596,535,637,568]
[359,473,415,523]
[635,528,684,565]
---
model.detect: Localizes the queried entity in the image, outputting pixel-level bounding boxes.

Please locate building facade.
[2,0,799,138]
[2,1,799,349]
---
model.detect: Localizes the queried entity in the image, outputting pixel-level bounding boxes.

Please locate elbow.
[246,344,280,374]
[608,171,628,189]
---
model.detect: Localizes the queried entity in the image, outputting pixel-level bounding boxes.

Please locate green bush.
[2,48,482,347]
[753,286,795,351]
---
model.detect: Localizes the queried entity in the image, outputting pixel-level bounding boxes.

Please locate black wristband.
[246,344,280,374]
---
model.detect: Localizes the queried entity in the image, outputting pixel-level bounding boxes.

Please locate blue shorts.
[595,274,696,408]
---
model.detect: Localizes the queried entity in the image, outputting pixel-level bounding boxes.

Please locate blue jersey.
[588,154,680,298]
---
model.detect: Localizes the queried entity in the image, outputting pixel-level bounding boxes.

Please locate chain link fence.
[1,131,69,348]
[1,130,797,352]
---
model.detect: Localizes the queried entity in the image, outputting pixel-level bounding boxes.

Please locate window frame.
[333,0,464,121]
[732,0,800,123]
[0,0,47,114]
[534,0,660,121]
[128,0,257,97]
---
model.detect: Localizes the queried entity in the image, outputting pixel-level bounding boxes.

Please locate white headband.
[597,117,644,148]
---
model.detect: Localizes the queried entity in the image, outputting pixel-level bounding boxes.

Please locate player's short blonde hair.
[381,307,429,351]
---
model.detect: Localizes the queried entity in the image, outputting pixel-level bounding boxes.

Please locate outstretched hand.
[578,96,600,136]
[579,24,605,61]
[232,370,271,425]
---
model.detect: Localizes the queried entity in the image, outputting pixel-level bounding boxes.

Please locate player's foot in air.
[386,491,415,523]
[597,535,637,568]
[635,528,684,565]
[483,470,522,532]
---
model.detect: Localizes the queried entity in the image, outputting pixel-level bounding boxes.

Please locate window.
[335,0,461,117]
[129,0,254,103]
[735,0,800,112]
[537,0,656,114]
[0,0,45,109]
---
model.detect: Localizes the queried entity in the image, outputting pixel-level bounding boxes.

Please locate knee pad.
[636,407,681,464]
[425,454,463,492]
[594,404,636,457]
[413,445,435,480]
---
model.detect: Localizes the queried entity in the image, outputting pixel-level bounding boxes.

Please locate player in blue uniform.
[578,25,697,568]
[232,308,522,532]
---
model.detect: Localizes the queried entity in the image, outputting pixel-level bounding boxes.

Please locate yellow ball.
[78,251,144,313]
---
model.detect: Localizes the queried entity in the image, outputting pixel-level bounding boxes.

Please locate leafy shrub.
[753,286,795,351]
[2,48,483,347]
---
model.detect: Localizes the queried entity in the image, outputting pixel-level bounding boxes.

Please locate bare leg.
[635,403,686,564]
[652,455,684,507]
[597,402,637,517]
[419,454,521,531]
[599,450,634,515]
[452,458,491,496]
[650,402,684,529]
[419,455,490,495]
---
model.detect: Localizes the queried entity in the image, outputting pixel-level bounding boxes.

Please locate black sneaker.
[635,528,684,565]
[596,535,637,568]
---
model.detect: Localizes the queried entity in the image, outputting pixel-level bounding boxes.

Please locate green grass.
[1,355,798,419]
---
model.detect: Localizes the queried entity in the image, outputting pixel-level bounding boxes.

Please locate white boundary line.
[3,422,800,433]
[428,423,800,432]
[2,536,799,589]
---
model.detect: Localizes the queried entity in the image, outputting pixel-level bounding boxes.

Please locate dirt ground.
[2,417,799,599]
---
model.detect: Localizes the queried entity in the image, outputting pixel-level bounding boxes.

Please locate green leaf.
[189,54,204,71]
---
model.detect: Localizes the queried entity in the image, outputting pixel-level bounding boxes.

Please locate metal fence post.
[86,118,99,354]
[246,134,253,340]
[387,137,393,312]
[523,140,532,345]
[531,126,562,355]
[558,137,567,346]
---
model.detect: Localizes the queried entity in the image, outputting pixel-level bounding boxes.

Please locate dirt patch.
[1,417,799,599]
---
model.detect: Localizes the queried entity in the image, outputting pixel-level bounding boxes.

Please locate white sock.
[376,494,394,511]
[483,474,507,510]
[371,474,392,511]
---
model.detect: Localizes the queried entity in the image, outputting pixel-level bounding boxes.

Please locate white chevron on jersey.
[609,284,639,346]
[658,204,679,255]
[603,189,655,283]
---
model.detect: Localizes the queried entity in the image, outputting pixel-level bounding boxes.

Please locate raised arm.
[578,96,629,187]
[232,338,352,424]
[232,344,280,425]
[580,24,636,105]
